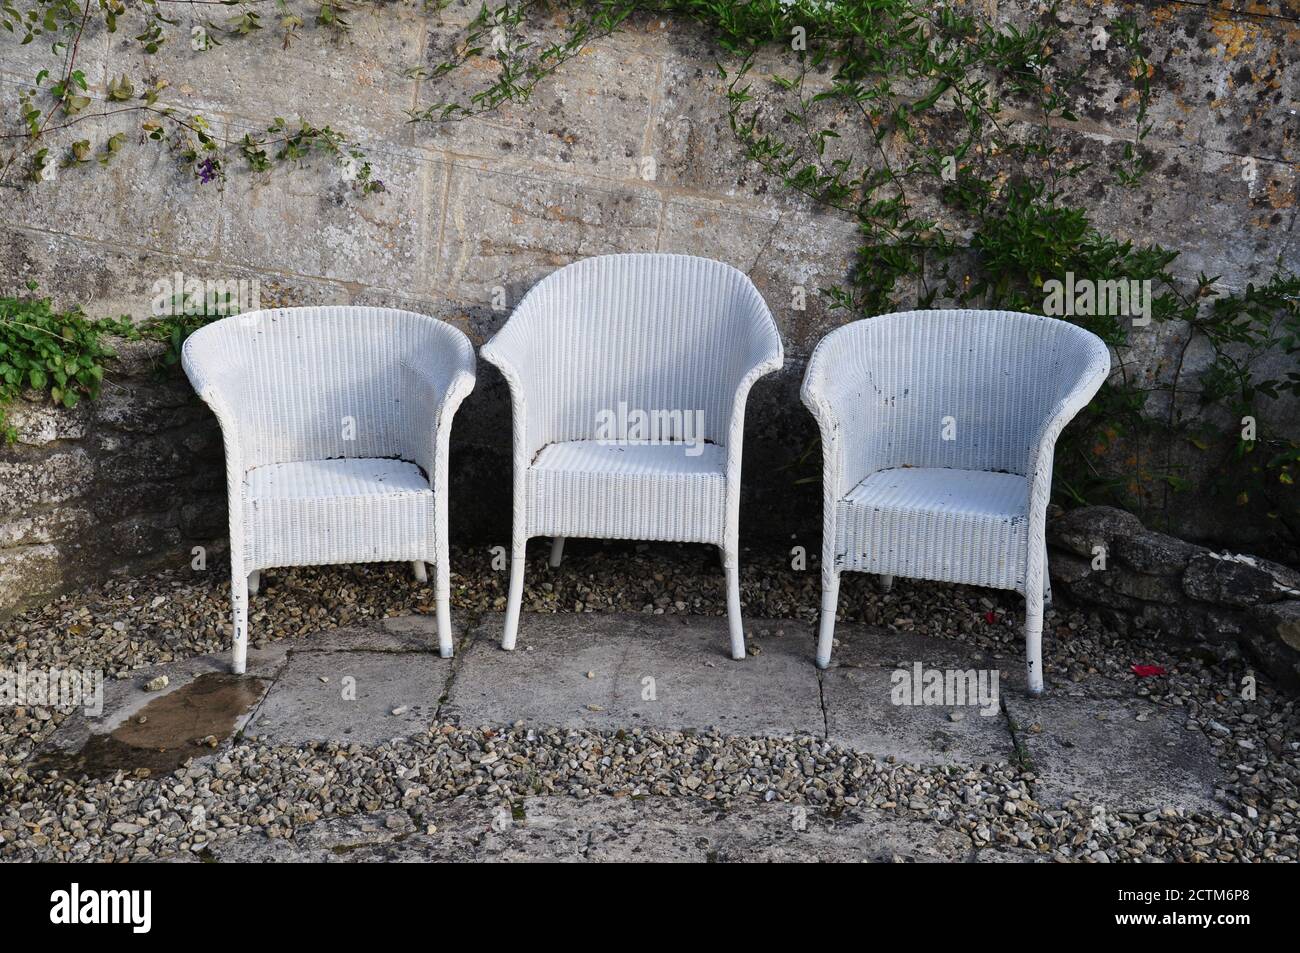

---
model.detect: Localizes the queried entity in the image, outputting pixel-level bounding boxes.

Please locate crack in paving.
[435,608,482,721]
[815,667,830,739]
[238,656,288,741]
[1001,696,1036,776]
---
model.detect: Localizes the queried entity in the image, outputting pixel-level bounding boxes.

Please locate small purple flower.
[196,157,218,184]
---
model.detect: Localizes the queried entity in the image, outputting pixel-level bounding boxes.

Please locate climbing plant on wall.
[1,0,1297,546]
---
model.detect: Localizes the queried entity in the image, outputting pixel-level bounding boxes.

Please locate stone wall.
[1048,505,1300,688]
[0,1,1297,608]
[0,341,227,607]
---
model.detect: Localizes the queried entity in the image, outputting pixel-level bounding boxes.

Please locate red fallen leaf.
[983,610,997,624]
[1131,664,1168,678]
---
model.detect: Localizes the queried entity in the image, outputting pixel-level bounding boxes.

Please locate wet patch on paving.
[31,673,268,779]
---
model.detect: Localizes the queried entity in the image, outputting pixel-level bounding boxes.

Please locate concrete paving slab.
[197,796,1037,863]
[295,615,459,654]
[444,612,824,737]
[244,648,447,745]
[820,623,1017,767]
[1003,683,1222,812]
[32,611,1227,821]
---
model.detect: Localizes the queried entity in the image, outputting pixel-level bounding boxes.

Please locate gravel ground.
[2,540,1297,862]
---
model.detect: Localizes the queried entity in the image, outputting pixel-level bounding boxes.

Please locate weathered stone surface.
[243,646,451,745]
[0,508,97,548]
[1048,506,1300,687]
[1245,600,1300,684]
[6,114,227,262]
[1047,549,1093,586]
[433,162,663,318]
[1113,529,1201,576]
[820,623,1014,767]
[416,20,658,181]
[1049,506,1146,558]
[445,613,825,738]
[0,327,224,610]
[5,400,91,446]
[1111,570,1187,605]
[1003,681,1219,812]
[0,225,347,322]
[217,147,439,291]
[112,13,425,143]
[0,449,94,513]
[1183,550,1300,606]
[0,544,63,608]
[1252,600,1300,653]
[658,197,862,352]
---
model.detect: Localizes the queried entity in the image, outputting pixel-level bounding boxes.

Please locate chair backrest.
[813,309,1109,476]
[182,306,458,469]
[497,254,775,447]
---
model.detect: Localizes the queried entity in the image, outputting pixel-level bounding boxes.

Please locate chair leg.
[231,569,249,676]
[247,570,260,597]
[412,560,429,584]
[816,574,840,669]
[548,537,565,568]
[1040,537,1052,607]
[724,557,745,660]
[435,561,453,659]
[1025,587,1045,695]
[502,546,525,651]
[878,574,893,593]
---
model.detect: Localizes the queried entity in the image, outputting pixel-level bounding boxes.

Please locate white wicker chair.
[183,306,476,673]
[801,309,1110,693]
[481,253,783,659]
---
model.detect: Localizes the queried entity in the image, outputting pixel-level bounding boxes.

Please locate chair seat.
[835,467,1029,590]
[526,440,726,544]
[246,458,432,500]
[243,458,435,569]
[531,440,725,476]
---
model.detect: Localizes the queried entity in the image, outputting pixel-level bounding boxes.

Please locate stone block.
[416,22,657,181]
[217,140,438,291]
[0,543,63,608]
[5,112,226,262]
[1183,550,1300,606]
[433,162,661,310]
[1047,506,1145,558]
[1113,528,1201,575]
[109,12,424,143]
[658,197,860,354]
[0,450,93,515]
[0,508,96,548]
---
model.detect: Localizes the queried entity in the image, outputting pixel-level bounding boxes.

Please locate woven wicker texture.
[802,309,1110,692]
[183,306,476,672]
[481,253,783,658]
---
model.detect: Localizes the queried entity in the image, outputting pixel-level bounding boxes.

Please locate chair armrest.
[722,302,784,484]
[398,327,476,481]
[799,335,886,505]
[480,323,546,471]
[182,333,246,484]
[1025,345,1111,527]
[182,339,249,568]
